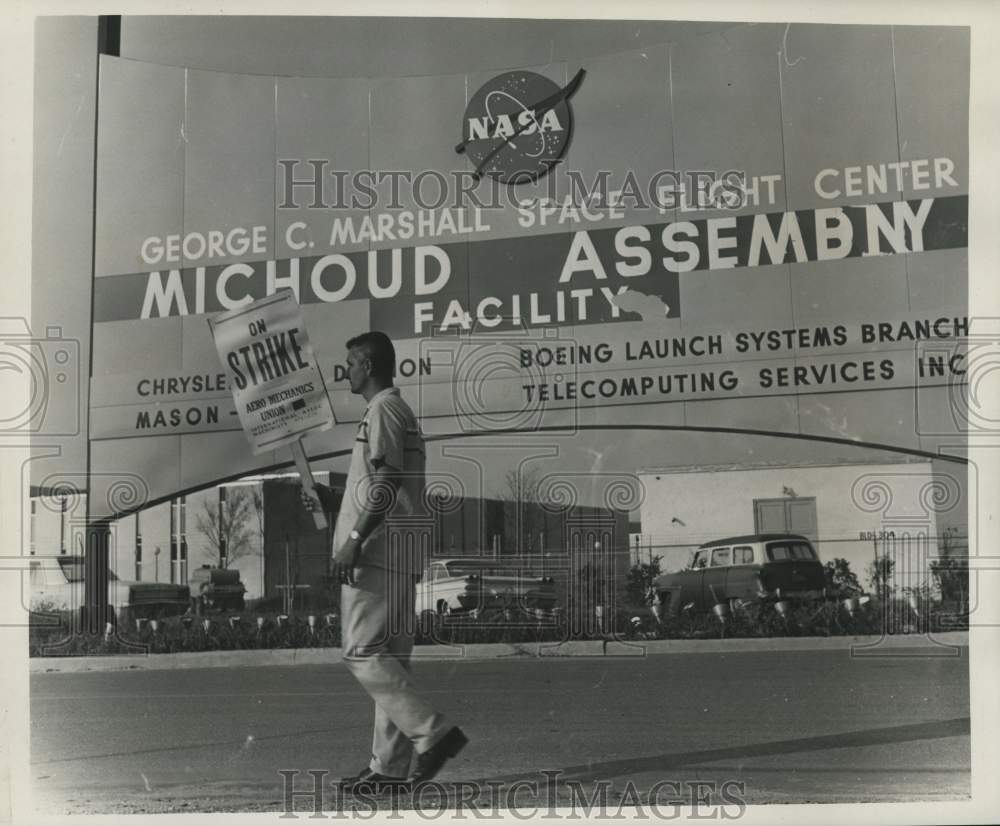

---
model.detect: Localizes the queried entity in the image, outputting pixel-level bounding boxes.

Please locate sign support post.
[81,519,113,633]
[291,440,327,530]
[81,16,120,631]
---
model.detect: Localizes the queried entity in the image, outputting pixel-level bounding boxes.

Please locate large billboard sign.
[86,23,969,519]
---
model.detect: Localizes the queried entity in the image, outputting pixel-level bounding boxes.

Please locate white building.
[28,473,332,602]
[637,459,966,593]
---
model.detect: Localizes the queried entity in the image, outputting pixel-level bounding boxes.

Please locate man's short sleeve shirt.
[333,387,427,572]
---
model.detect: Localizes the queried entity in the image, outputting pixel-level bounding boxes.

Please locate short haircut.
[346,331,396,380]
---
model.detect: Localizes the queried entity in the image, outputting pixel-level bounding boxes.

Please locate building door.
[753,497,819,546]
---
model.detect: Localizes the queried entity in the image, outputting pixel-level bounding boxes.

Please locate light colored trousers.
[340,564,450,777]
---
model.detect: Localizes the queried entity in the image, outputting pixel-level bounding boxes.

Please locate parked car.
[190,565,246,614]
[415,558,557,619]
[653,533,827,614]
[28,555,191,622]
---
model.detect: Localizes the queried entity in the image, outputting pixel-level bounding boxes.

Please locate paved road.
[28,647,970,814]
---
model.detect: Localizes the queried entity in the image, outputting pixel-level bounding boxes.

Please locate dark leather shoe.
[339,767,410,795]
[407,727,469,783]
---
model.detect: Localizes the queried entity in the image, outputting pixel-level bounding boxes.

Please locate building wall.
[37,461,956,604]
[638,462,961,586]
[32,473,633,611]
[132,501,170,583]
[262,478,333,609]
[101,475,327,599]
[29,492,88,557]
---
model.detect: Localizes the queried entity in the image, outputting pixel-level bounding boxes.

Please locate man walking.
[305,331,467,794]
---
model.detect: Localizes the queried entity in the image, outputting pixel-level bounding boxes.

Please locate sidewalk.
[29,631,969,673]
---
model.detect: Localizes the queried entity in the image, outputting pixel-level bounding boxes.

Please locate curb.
[29,631,969,674]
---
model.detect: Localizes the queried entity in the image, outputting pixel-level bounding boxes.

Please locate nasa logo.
[458,69,582,184]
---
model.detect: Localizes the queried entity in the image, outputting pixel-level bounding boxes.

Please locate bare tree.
[494,467,550,553]
[195,487,256,568]
[495,467,546,503]
[250,487,265,547]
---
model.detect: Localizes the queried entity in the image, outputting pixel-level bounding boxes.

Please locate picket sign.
[207,289,334,531]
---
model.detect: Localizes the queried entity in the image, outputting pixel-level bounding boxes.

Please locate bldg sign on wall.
[85,24,969,519]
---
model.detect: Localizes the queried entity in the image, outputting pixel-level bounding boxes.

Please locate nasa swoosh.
[455,67,586,178]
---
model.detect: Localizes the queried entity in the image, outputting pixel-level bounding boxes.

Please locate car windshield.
[57,557,118,582]
[766,542,817,561]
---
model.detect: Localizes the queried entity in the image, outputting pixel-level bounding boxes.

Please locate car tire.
[658,591,673,617]
[418,610,439,640]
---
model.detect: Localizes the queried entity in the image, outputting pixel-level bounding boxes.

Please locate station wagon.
[654,533,826,614]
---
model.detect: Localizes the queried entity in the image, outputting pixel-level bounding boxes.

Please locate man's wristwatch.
[349,529,363,542]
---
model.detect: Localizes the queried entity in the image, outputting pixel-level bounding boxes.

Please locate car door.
[702,546,731,606]
[415,562,444,613]
[666,549,709,612]
[726,544,759,603]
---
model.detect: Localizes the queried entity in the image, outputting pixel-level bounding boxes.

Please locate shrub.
[29,610,341,657]
[28,596,964,657]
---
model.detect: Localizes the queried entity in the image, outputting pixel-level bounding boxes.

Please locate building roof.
[638,457,932,475]
[698,533,811,548]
